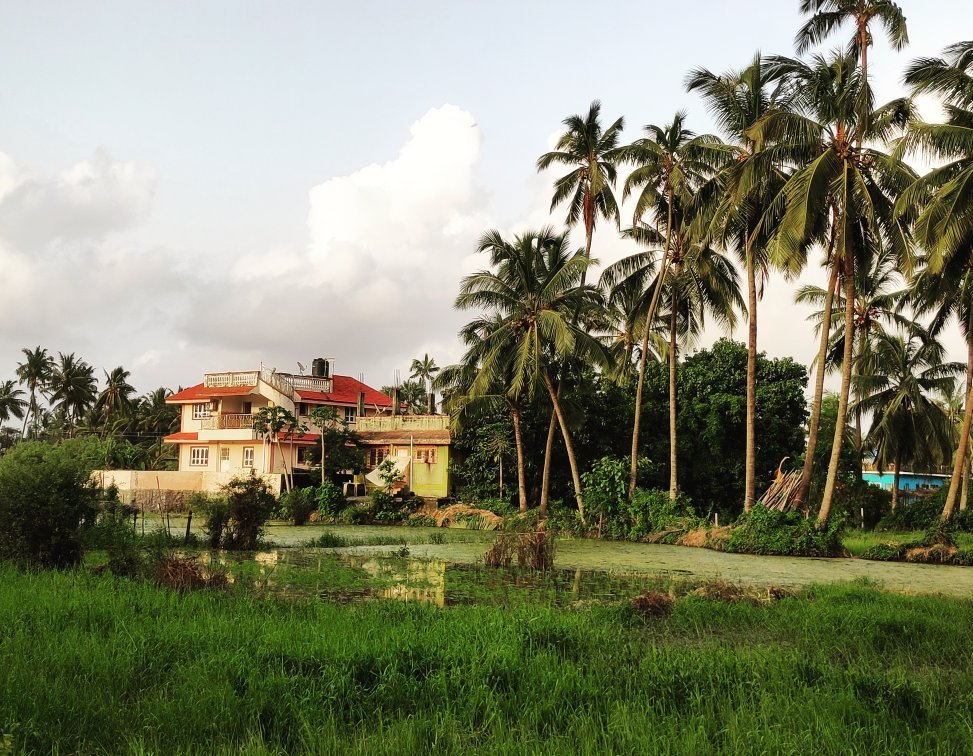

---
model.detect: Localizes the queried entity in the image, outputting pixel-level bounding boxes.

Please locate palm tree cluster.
[1,347,179,469]
[444,3,973,526]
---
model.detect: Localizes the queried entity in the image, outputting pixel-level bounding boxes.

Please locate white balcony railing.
[356,415,450,432]
[204,371,258,388]
[200,413,255,430]
[288,375,334,392]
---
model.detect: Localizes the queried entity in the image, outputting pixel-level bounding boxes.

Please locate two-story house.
[164,360,392,477]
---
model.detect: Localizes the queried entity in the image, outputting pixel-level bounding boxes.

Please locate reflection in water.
[344,556,447,607]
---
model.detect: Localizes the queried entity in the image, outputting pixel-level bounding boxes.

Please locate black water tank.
[311,358,323,377]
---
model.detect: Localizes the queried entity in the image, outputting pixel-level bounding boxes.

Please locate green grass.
[2,566,973,753]
[843,530,973,557]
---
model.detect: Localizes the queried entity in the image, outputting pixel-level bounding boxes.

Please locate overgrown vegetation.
[720,505,846,557]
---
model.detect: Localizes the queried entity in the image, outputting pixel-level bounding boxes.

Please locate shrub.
[835,482,892,530]
[280,487,317,526]
[301,531,348,548]
[205,474,275,550]
[722,505,844,557]
[316,481,348,518]
[0,440,101,568]
[877,491,943,532]
[335,505,369,525]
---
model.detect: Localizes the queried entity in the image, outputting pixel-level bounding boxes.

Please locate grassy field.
[843,530,973,556]
[2,565,973,753]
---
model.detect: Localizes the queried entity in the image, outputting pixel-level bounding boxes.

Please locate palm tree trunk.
[744,243,758,512]
[539,384,560,517]
[796,265,840,509]
[962,454,970,512]
[962,337,973,512]
[544,371,586,525]
[629,193,675,499]
[668,296,679,502]
[510,402,528,513]
[819,249,856,526]
[852,331,865,482]
[892,452,901,511]
[943,381,973,521]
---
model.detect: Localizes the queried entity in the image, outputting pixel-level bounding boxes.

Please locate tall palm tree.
[15,346,54,437]
[619,112,727,498]
[687,53,796,511]
[455,228,608,523]
[796,1,909,89]
[855,329,960,509]
[755,53,915,525]
[0,380,27,425]
[95,366,136,438]
[604,217,742,501]
[899,41,973,520]
[47,353,98,433]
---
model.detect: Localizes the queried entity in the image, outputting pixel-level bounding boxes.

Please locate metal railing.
[356,415,450,432]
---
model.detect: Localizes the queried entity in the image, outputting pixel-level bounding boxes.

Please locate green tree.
[0,381,27,426]
[687,53,796,511]
[617,112,727,499]
[756,52,914,524]
[48,353,97,433]
[252,406,304,492]
[455,228,608,523]
[899,41,973,520]
[15,346,54,438]
[855,329,960,509]
[95,367,136,439]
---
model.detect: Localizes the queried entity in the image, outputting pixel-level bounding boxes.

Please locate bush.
[280,487,317,526]
[316,481,348,518]
[877,492,943,531]
[204,474,275,550]
[0,440,101,568]
[722,505,845,557]
[835,482,892,530]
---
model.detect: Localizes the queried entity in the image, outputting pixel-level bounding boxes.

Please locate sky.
[1,0,972,396]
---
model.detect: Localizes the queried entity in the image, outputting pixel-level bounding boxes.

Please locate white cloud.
[0,149,157,251]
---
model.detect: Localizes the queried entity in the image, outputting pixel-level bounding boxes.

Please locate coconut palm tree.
[795,1,909,86]
[898,40,973,520]
[15,346,54,437]
[619,112,728,498]
[855,329,960,510]
[455,228,608,523]
[754,53,915,525]
[687,52,797,511]
[410,353,440,412]
[95,367,136,438]
[48,353,98,433]
[0,380,27,425]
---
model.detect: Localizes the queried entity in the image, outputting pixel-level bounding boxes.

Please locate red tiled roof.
[163,432,199,443]
[167,384,255,403]
[297,374,392,407]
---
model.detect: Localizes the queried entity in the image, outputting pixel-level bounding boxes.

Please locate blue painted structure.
[862,470,949,492]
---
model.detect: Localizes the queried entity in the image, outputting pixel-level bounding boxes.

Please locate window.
[344,407,357,424]
[220,448,230,463]
[189,447,209,467]
[368,448,388,467]
[298,402,309,416]
[192,403,212,419]
[414,447,437,464]
[243,447,254,468]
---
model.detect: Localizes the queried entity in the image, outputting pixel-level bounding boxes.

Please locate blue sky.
[1,1,971,393]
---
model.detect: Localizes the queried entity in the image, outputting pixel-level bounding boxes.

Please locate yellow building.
[356,415,452,499]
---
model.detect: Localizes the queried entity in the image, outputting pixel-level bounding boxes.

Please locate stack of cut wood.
[758,458,805,514]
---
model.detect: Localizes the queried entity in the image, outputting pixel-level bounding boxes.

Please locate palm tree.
[455,228,608,523]
[899,41,973,520]
[687,53,796,511]
[855,329,960,510]
[0,380,27,425]
[795,1,909,88]
[604,217,742,501]
[95,367,136,438]
[755,53,915,525]
[47,353,98,433]
[410,353,440,412]
[15,346,54,437]
[619,112,728,498]
[796,245,911,474]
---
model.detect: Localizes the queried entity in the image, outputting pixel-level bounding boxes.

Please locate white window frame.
[192,403,212,420]
[243,447,254,468]
[344,406,357,424]
[189,446,209,467]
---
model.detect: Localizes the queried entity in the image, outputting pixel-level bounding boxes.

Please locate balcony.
[356,415,450,432]
[200,413,255,430]
[204,371,258,388]
[287,375,334,393]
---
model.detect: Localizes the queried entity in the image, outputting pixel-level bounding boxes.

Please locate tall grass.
[1,567,972,753]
